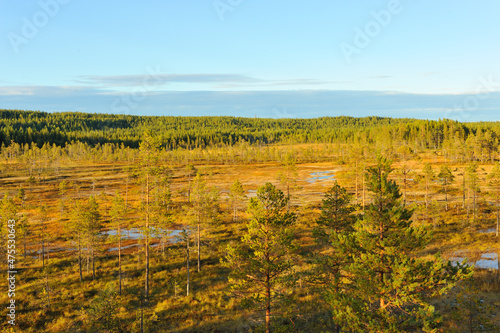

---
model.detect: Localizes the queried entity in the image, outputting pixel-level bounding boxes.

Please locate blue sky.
[1,0,499,120]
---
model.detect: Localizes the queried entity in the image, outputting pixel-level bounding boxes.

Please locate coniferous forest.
[1,109,500,332]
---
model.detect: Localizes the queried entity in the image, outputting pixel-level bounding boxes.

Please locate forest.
[0,109,499,332]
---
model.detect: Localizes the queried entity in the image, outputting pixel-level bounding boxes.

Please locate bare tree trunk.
[118,225,122,295]
[444,179,449,211]
[266,274,271,333]
[355,169,359,205]
[197,219,201,273]
[233,199,237,222]
[186,235,190,296]
[362,167,366,211]
[23,232,27,259]
[496,185,499,237]
[145,173,150,301]
[140,296,144,333]
[473,190,477,225]
[78,236,83,282]
[92,244,95,280]
[462,173,466,209]
[425,178,429,209]
[45,271,51,308]
[41,219,45,268]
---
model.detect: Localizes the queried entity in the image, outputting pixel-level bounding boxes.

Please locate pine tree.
[328,157,472,332]
[191,172,220,272]
[466,162,480,225]
[179,228,191,296]
[438,165,454,211]
[67,199,85,282]
[110,193,127,295]
[422,163,435,210]
[487,162,500,237]
[84,283,121,332]
[83,196,101,280]
[151,170,173,257]
[139,130,160,301]
[277,153,299,211]
[312,183,357,333]
[229,180,246,222]
[39,206,49,268]
[58,180,67,216]
[223,183,297,333]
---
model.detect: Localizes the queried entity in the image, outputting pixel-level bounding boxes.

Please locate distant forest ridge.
[1,109,500,150]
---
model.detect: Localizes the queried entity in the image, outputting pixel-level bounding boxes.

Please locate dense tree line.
[3,109,500,156]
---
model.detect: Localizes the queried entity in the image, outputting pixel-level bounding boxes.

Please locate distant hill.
[1,109,499,151]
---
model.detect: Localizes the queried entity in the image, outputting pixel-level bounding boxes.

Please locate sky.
[1,0,500,121]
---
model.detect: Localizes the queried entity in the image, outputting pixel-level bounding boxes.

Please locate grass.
[0,147,499,331]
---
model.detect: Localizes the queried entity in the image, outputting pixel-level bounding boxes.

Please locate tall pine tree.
[223,183,297,333]
[329,157,471,332]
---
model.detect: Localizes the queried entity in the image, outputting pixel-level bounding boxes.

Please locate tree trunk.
[233,200,237,222]
[266,273,271,333]
[496,185,499,237]
[287,183,290,212]
[197,220,201,273]
[23,233,27,259]
[92,245,95,280]
[41,219,45,268]
[462,173,466,209]
[145,173,150,300]
[362,168,366,211]
[355,169,359,205]
[444,179,448,211]
[45,272,51,308]
[78,236,83,282]
[140,297,144,333]
[473,190,476,225]
[186,235,190,296]
[118,225,122,295]
[425,178,429,209]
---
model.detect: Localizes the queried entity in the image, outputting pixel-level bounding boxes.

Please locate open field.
[0,143,499,332]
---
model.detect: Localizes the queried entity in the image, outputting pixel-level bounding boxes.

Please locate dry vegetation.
[0,144,499,332]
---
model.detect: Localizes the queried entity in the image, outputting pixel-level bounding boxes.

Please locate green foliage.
[328,157,473,332]
[451,281,495,332]
[82,283,122,332]
[229,179,246,221]
[4,109,500,155]
[223,183,297,331]
[315,182,357,237]
[0,195,18,234]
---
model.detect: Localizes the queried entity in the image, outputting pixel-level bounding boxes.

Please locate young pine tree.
[83,196,102,281]
[487,162,500,236]
[328,157,471,333]
[67,199,85,282]
[229,179,246,222]
[312,183,357,333]
[110,193,127,295]
[223,183,297,333]
[466,162,480,225]
[422,163,435,210]
[139,130,161,301]
[438,165,454,211]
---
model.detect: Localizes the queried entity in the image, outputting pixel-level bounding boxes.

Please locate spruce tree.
[329,157,471,332]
